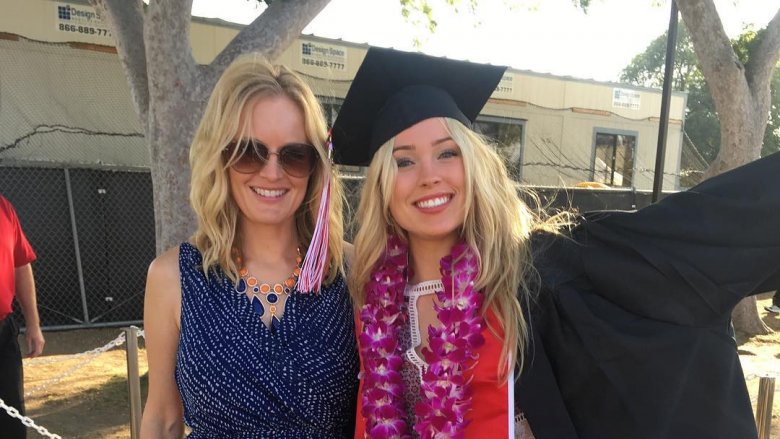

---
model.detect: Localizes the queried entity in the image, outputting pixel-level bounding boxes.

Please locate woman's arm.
[140,247,185,439]
[14,264,45,357]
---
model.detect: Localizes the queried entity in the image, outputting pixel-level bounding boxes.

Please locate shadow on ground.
[27,372,148,438]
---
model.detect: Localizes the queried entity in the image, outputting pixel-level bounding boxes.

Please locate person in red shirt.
[0,194,44,438]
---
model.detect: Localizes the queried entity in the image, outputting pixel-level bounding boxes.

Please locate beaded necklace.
[233,248,302,331]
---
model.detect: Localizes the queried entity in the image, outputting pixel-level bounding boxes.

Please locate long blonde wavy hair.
[349,117,566,381]
[190,54,344,284]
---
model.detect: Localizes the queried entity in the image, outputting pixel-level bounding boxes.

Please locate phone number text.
[302,58,345,70]
[58,23,111,37]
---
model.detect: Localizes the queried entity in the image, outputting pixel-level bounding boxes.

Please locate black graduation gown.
[516,152,780,439]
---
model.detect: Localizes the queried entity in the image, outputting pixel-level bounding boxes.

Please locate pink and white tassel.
[298,140,333,294]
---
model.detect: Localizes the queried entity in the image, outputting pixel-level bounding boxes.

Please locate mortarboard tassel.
[297,138,333,293]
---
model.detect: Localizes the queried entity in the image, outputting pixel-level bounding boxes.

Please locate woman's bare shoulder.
[148,246,180,280]
[146,246,183,303]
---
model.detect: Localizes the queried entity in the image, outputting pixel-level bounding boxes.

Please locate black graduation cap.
[331,47,507,166]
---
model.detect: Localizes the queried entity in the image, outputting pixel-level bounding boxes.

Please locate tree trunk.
[677,0,780,335]
[698,46,772,336]
[732,297,769,335]
[147,92,205,253]
[702,82,766,179]
[704,93,772,335]
[702,74,769,333]
[708,90,770,332]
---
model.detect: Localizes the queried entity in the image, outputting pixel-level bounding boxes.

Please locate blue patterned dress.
[175,243,360,438]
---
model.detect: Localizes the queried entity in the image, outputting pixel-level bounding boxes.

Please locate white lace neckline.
[403,279,443,375]
[404,279,443,298]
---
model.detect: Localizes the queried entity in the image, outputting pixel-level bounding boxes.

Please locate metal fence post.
[64,168,90,324]
[124,327,142,438]
[756,376,775,439]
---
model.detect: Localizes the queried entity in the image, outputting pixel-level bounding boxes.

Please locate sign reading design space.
[612,88,641,110]
[300,41,347,71]
[54,3,113,42]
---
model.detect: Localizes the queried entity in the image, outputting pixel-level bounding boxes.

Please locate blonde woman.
[141,54,358,438]
[334,47,780,439]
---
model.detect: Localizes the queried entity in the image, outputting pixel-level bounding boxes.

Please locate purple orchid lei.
[359,235,485,439]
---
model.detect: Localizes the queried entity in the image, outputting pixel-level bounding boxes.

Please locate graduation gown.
[518,152,780,439]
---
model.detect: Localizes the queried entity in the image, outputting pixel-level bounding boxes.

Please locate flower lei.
[359,235,485,439]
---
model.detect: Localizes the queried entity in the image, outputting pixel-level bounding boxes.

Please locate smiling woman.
[226,96,313,232]
[140,54,359,438]
[389,118,466,245]
[337,47,543,438]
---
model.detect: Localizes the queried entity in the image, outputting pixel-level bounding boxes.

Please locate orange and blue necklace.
[233,248,302,331]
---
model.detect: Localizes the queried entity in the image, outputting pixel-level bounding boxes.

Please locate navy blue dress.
[175,243,359,438]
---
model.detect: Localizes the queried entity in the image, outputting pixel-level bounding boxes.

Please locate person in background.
[765,291,780,314]
[141,54,359,438]
[334,47,780,439]
[0,194,45,439]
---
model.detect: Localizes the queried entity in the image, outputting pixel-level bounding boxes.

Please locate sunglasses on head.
[223,139,317,178]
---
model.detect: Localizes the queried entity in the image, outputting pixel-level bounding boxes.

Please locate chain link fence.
[1,166,153,329]
[1,36,150,329]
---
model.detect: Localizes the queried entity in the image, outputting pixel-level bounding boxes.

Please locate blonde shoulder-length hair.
[349,117,566,381]
[189,53,344,284]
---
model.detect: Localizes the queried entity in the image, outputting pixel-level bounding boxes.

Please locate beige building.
[1,0,686,190]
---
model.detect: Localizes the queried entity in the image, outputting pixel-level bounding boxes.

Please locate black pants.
[0,317,25,439]
[773,291,780,307]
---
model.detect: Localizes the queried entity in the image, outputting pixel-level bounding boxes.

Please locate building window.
[474,116,525,179]
[593,131,636,187]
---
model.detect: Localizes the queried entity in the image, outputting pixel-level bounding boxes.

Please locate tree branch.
[745,8,780,92]
[89,0,149,128]
[210,0,331,73]
[676,0,745,98]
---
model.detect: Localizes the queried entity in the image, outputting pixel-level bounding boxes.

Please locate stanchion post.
[124,327,142,439]
[756,376,775,439]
